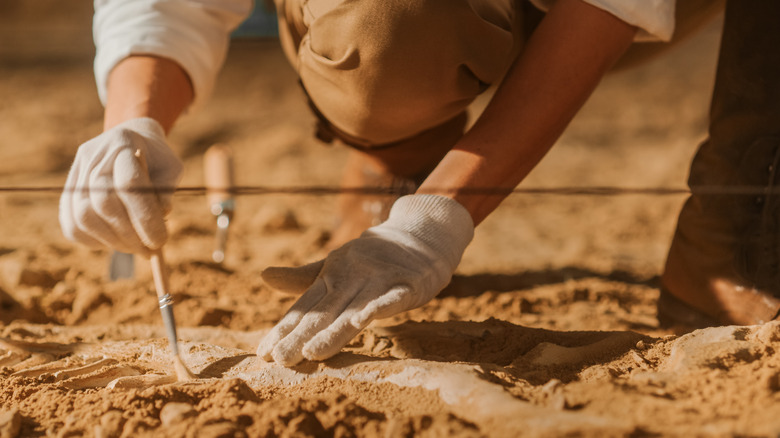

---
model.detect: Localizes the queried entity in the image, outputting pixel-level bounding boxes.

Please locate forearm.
[419,0,637,225]
[103,56,194,133]
[94,0,253,132]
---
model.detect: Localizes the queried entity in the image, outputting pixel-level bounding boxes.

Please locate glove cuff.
[117,117,167,141]
[384,194,474,269]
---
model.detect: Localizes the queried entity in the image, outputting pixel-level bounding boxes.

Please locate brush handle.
[150,250,169,298]
[134,148,182,357]
[150,250,179,356]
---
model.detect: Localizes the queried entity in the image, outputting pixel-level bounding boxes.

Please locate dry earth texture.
[2,2,779,437]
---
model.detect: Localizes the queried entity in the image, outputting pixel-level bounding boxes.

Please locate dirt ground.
[2,2,780,437]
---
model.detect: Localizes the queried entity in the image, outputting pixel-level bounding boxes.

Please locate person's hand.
[257,194,474,366]
[59,117,183,256]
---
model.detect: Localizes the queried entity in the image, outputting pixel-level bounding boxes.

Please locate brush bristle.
[172,355,197,381]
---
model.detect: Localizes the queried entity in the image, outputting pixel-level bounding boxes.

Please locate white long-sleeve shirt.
[93,0,253,110]
[92,0,675,111]
[531,0,675,42]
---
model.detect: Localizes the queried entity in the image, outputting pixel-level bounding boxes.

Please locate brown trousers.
[663,0,780,325]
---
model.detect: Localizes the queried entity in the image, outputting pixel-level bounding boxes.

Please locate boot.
[660,0,780,329]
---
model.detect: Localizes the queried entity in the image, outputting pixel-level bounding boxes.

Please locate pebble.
[198,422,245,438]
[0,409,21,438]
[94,411,123,438]
[159,403,196,426]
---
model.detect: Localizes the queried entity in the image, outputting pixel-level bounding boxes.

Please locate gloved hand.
[257,194,474,366]
[59,117,183,256]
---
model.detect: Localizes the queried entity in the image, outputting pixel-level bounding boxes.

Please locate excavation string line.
[0,185,775,196]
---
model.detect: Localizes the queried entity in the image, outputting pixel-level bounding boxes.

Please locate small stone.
[198,422,244,438]
[159,403,196,426]
[372,338,392,354]
[94,411,123,438]
[0,409,21,438]
[541,378,563,394]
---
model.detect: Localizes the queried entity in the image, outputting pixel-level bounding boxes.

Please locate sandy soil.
[2,2,780,437]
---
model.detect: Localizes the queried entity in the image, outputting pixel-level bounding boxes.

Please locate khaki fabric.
[275,0,520,146]
[274,0,723,151]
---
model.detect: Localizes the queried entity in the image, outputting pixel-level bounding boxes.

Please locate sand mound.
[1,321,779,436]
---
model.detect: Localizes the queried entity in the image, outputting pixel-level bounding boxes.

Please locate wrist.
[114,117,167,142]
[382,194,474,268]
[103,56,193,134]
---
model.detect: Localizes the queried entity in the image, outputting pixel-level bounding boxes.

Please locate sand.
[2,2,779,437]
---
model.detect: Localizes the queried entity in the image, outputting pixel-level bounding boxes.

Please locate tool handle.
[150,250,169,300]
[204,144,235,209]
[134,149,183,358]
[150,249,180,355]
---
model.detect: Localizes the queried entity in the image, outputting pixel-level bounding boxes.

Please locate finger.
[256,279,327,361]
[271,277,366,366]
[60,157,99,246]
[88,150,152,254]
[146,146,183,213]
[302,284,408,361]
[114,147,168,250]
[60,147,106,248]
[72,196,135,252]
[261,260,325,294]
[302,312,362,362]
[350,285,414,329]
[303,285,409,360]
[66,154,137,252]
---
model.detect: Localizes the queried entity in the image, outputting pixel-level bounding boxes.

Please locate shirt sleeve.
[529,0,676,42]
[93,0,254,111]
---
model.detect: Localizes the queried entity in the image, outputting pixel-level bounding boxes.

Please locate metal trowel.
[204,144,235,263]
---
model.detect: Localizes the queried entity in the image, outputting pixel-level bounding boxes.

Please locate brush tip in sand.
[173,355,197,381]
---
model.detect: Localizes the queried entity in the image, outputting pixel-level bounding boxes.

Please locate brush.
[133,148,196,381]
[150,249,197,381]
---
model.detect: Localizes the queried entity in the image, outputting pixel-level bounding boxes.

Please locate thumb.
[261,259,325,294]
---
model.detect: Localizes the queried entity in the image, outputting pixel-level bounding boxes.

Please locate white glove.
[59,117,183,256]
[257,194,475,366]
